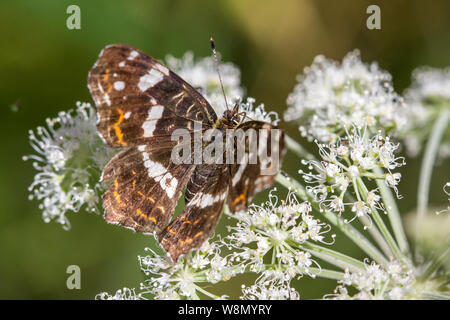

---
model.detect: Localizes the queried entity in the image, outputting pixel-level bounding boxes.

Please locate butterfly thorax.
[214,104,244,129]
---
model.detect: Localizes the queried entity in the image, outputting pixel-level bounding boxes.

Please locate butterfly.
[88,44,285,261]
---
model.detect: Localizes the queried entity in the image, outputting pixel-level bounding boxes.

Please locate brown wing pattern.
[159,164,229,261]
[88,44,217,148]
[227,121,286,213]
[102,145,195,234]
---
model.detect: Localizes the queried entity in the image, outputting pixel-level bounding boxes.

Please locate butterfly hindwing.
[228,121,286,213]
[102,145,195,234]
[88,44,217,148]
[159,164,229,261]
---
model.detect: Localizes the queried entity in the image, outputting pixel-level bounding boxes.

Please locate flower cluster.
[136,241,230,300]
[240,281,300,300]
[327,260,415,300]
[165,52,244,118]
[300,127,405,225]
[223,190,334,298]
[96,287,139,300]
[97,190,333,300]
[23,102,116,229]
[401,66,450,158]
[166,52,278,125]
[284,50,406,143]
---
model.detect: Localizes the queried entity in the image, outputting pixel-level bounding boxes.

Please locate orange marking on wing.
[136,209,147,219]
[148,216,157,224]
[180,238,193,246]
[132,170,136,175]
[113,108,126,146]
[232,184,249,205]
[183,220,192,224]
[113,179,122,204]
[167,226,176,235]
[103,69,110,82]
[194,231,203,239]
[193,219,201,225]
[113,191,121,204]
[157,206,165,213]
[232,193,246,205]
[137,191,155,203]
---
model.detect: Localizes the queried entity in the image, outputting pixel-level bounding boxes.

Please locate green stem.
[373,166,410,255]
[261,265,344,281]
[422,292,450,300]
[345,188,393,258]
[421,246,450,280]
[302,241,366,272]
[285,134,315,160]
[276,173,389,267]
[416,109,450,247]
[194,284,220,299]
[356,177,404,261]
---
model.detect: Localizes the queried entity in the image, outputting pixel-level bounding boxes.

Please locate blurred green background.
[1,0,449,299]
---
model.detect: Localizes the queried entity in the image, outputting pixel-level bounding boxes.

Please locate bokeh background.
[1,0,449,299]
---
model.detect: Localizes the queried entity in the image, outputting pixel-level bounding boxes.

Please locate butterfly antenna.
[210,37,229,110]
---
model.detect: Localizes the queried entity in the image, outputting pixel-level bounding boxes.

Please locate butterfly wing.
[101,145,195,234]
[228,121,286,213]
[88,44,217,148]
[159,164,229,261]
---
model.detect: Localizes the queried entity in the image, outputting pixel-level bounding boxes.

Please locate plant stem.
[421,246,450,280]
[373,166,410,255]
[416,109,450,247]
[302,241,366,272]
[285,134,315,160]
[356,177,404,261]
[276,172,389,267]
[346,190,393,258]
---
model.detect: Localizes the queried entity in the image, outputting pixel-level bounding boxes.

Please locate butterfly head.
[221,102,245,128]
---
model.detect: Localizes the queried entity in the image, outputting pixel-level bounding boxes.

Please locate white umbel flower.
[24,102,117,229]
[401,66,450,158]
[165,52,244,118]
[284,50,406,143]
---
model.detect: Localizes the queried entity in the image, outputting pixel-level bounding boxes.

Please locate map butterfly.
[88,44,285,261]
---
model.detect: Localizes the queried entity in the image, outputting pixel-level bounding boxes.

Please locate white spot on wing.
[140,155,178,198]
[114,81,125,91]
[143,159,167,178]
[142,105,164,137]
[197,192,226,208]
[119,61,125,67]
[154,63,169,76]
[124,111,131,119]
[159,173,178,198]
[128,50,139,60]
[138,68,166,91]
[104,93,111,106]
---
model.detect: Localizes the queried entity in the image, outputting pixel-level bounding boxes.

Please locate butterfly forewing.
[88,44,217,148]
